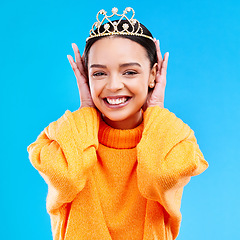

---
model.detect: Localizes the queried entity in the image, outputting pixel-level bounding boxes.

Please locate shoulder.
[45,107,99,139]
[71,107,99,123]
[49,107,99,128]
[143,106,192,139]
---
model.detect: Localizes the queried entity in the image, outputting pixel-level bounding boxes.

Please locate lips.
[103,96,131,108]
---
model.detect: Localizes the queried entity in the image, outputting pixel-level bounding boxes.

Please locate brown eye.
[124,71,138,76]
[93,72,106,77]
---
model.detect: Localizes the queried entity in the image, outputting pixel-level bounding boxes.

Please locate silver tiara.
[86,7,154,42]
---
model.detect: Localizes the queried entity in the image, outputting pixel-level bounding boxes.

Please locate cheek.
[134,77,149,95]
[89,80,103,100]
[88,80,96,99]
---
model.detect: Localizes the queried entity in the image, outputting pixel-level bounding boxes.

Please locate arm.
[28,43,96,213]
[139,40,208,238]
[28,107,99,212]
[137,106,208,235]
[139,39,207,199]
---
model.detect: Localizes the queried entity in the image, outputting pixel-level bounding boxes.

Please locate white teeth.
[106,97,128,105]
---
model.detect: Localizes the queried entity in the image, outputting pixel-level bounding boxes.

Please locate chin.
[102,108,143,128]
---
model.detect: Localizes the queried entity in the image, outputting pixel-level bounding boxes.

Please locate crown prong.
[112,7,118,14]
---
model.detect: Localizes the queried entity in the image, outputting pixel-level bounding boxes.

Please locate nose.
[106,75,124,92]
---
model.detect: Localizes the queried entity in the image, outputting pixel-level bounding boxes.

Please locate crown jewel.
[86,7,154,42]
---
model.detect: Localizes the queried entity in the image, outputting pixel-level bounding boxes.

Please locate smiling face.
[88,37,157,129]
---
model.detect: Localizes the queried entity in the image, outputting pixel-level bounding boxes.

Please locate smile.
[103,96,131,108]
[106,97,128,105]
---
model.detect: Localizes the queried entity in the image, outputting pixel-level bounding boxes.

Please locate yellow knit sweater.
[28,106,208,240]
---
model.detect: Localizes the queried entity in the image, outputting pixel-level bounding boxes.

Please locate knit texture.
[28,106,208,240]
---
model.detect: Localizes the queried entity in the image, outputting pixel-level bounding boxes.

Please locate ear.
[148,63,158,88]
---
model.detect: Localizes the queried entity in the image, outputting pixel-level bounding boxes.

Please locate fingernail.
[67,55,72,63]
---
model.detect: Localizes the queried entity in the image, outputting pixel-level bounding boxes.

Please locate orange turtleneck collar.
[98,118,144,149]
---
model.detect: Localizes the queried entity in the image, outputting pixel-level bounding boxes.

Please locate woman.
[28,7,208,240]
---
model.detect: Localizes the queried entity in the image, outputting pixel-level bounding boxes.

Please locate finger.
[80,53,87,77]
[67,54,77,70]
[67,56,94,108]
[67,54,85,84]
[156,52,169,87]
[67,54,78,75]
[72,43,81,65]
[160,52,169,76]
[155,39,163,73]
[72,43,87,78]
[155,40,163,61]
[82,50,85,59]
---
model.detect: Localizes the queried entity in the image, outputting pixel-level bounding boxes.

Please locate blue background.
[1,0,239,239]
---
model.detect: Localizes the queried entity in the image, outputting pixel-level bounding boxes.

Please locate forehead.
[88,37,149,65]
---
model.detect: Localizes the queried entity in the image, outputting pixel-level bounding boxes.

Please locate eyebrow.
[90,64,107,69]
[120,62,141,68]
[90,62,142,68]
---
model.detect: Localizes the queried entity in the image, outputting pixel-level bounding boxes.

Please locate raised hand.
[67,43,95,108]
[143,39,169,110]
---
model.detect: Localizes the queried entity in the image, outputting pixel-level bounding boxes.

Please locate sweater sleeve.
[27,107,99,212]
[137,106,208,234]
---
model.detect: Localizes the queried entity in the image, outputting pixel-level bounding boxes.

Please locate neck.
[102,110,143,130]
